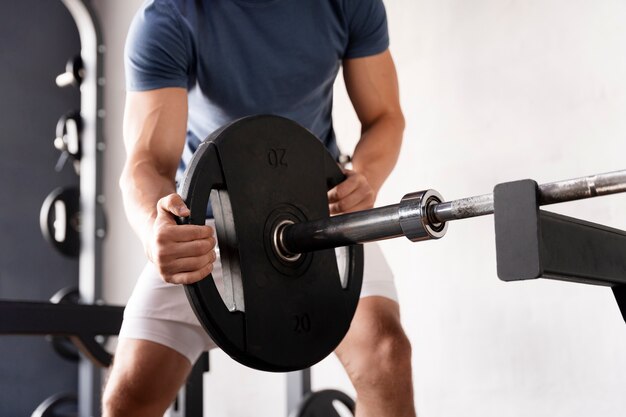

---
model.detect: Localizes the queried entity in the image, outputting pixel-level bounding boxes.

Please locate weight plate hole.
[272,219,302,263]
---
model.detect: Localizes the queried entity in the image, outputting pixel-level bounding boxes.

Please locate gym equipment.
[180,115,626,372]
[54,111,82,173]
[1,1,83,414]
[56,55,84,88]
[179,116,364,372]
[0,298,123,353]
[287,369,355,417]
[493,179,626,323]
[0,291,209,417]
[60,1,108,415]
[290,390,355,417]
[40,187,80,258]
[47,287,113,367]
[31,393,77,417]
[3,0,105,414]
[169,353,208,417]
[48,287,82,362]
[47,287,113,366]
[280,170,626,253]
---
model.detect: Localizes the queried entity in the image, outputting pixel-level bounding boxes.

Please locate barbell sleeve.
[280,189,446,255]
[280,169,626,256]
[279,205,404,255]
[431,169,626,223]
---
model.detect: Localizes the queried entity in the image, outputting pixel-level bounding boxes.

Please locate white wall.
[95,1,626,416]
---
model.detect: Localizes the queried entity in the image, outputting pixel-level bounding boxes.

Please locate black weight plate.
[39,187,80,257]
[180,115,363,372]
[31,392,77,417]
[55,111,83,159]
[291,389,355,417]
[48,287,80,362]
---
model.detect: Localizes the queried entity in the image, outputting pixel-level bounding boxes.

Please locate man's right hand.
[146,193,216,285]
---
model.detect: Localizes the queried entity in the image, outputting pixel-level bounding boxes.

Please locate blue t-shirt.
[125,0,389,180]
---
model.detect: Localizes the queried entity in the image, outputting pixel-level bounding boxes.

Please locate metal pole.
[280,205,404,254]
[60,1,106,416]
[432,169,626,223]
[280,169,626,256]
[286,369,311,416]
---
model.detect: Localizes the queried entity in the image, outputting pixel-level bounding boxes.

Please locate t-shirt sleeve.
[343,0,389,59]
[124,0,195,91]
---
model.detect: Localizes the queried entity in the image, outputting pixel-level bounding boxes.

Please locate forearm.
[343,49,405,197]
[120,159,177,249]
[120,88,188,250]
[351,111,405,195]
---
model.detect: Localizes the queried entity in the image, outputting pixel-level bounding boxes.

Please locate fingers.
[154,193,213,243]
[157,250,218,285]
[152,236,216,266]
[155,222,214,243]
[150,193,218,285]
[161,238,216,258]
[151,232,217,285]
[157,193,190,218]
[328,170,376,214]
[169,261,216,285]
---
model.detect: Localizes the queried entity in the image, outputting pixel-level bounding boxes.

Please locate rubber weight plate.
[179,115,363,372]
[31,392,77,417]
[39,187,80,257]
[290,389,355,417]
[48,287,81,362]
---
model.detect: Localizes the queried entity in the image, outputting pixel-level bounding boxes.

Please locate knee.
[340,318,413,391]
[364,324,412,380]
[101,379,122,417]
[102,376,138,417]
[102,375,158,417]
[101,339,192,416]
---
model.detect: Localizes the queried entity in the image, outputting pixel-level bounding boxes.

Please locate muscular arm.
[120,88,215,284]
[121,88,187,238]
[329,49,405,213]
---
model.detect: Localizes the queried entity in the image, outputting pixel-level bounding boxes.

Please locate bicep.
[123,87,188,178]
[342,49,402,127]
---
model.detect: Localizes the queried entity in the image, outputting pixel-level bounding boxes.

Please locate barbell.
[178,114,626,372]
[279,162,626,254]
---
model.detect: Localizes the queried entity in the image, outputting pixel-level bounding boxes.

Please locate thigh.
[119,315,215,364]
[335,296,403,361]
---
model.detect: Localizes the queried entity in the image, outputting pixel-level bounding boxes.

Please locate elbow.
[362,107,405,137]
[389,103,405,132]
[395,109,406,136]
[387,107,405,146]
[119,163,133,195]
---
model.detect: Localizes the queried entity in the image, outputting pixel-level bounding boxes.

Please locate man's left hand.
[328,169,377,214]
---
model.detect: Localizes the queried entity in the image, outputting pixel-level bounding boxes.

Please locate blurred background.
[2,1,626,416]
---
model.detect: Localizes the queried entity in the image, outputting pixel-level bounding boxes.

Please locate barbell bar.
[278,170,626,257]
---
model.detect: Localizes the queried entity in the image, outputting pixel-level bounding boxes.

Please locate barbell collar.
[398,189,448,241]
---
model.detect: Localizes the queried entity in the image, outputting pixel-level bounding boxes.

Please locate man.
[103,0,414,416]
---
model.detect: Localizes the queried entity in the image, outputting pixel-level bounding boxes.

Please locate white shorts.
[119,223,398,364]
